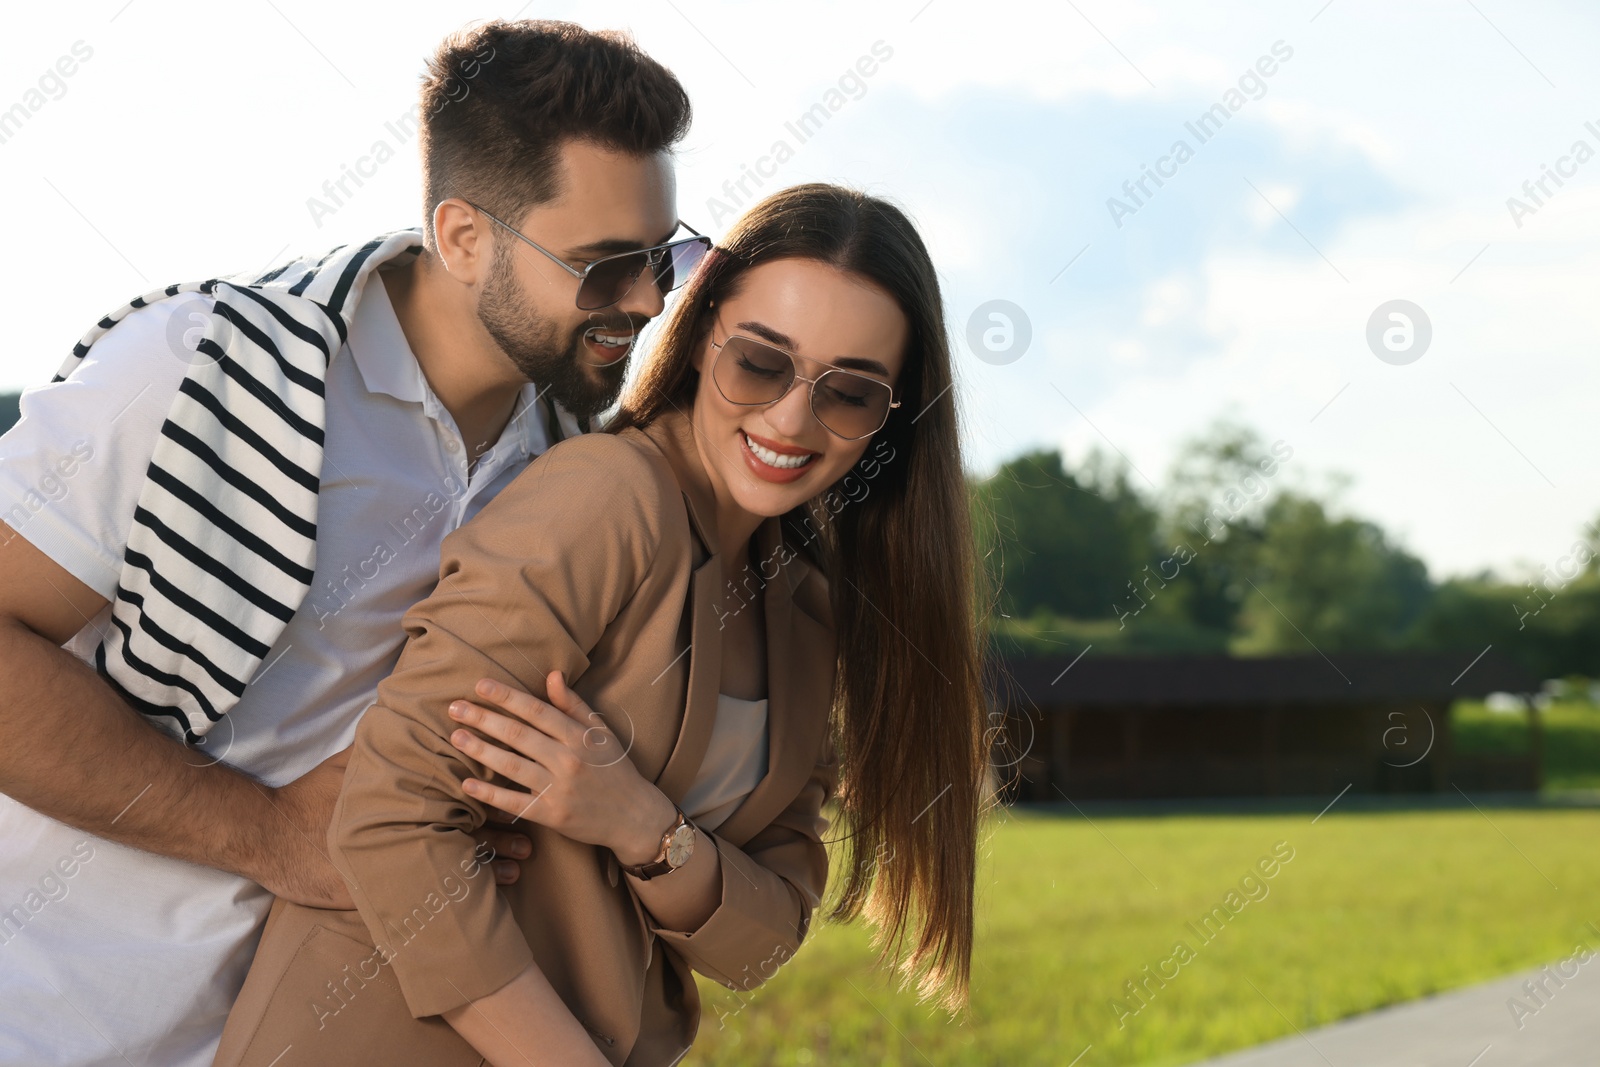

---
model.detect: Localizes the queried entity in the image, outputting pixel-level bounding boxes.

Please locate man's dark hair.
[418,19,691,250]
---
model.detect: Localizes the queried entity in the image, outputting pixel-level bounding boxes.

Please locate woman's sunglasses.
[709,323,900,441]
[467,201,713,311]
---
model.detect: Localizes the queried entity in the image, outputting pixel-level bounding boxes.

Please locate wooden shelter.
[993,651,1540,801]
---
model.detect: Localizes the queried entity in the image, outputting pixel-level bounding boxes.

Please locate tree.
[972,448,1159,621]
[1233,492,1432,654]
[1160,420,1285,637]
[1409,523,1600,678]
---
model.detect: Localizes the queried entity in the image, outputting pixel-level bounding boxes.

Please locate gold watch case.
[665,818,695,867]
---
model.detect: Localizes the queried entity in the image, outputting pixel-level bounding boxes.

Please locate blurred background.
[3,1,1598,1063]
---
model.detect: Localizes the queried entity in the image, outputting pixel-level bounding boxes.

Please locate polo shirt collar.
[347,263,547,458]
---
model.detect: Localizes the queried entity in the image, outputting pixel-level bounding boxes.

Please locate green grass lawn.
[688,802,1600,1066]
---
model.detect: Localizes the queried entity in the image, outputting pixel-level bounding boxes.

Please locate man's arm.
[0,526,364,906]
[0,528,532,905]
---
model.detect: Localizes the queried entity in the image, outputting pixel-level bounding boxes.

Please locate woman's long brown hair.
[607,183,994,1012]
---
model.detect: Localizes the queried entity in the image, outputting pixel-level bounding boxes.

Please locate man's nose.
[615,268,666,321]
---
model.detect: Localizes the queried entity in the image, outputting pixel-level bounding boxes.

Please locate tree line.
[973,420,1599,680]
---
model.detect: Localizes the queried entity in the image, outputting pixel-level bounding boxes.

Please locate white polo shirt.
[0,264,564,1067]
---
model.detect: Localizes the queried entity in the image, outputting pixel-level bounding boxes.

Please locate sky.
[3,0,1598,580]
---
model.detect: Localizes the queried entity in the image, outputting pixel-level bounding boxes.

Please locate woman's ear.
[690,304,717,373]
[691,331,716,374]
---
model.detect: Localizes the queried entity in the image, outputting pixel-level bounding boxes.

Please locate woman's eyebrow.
[735,320,797,349]
[735,319,891,377]
[832,356,892,376]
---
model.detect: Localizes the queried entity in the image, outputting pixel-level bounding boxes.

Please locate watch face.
[666,824,695,866]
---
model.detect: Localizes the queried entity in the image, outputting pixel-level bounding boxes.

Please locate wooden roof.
[996,650,1537,708]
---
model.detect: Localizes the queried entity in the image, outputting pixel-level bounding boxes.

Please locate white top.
[0,267,560,1067]
[680,693,771,833]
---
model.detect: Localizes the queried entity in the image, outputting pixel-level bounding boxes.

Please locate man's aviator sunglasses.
[467,201,712,311]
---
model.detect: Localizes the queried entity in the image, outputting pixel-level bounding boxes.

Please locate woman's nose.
[764,378,817,438]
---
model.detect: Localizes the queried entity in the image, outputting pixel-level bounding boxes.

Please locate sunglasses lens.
[653,238,711,294]
[576,237,713,310]
[813,370,894,439]
[576,254,647,311]
[714,337,794,404]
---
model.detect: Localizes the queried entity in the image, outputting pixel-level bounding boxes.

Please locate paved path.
[1182,956,1600,1067]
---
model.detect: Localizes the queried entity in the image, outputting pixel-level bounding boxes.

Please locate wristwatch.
[617,803,695,881]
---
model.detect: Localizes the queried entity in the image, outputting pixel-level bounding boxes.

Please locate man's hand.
[259,744,534,909]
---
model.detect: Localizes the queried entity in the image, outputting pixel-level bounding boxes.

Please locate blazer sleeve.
[647,696,839,992]
[327,432,678,1020]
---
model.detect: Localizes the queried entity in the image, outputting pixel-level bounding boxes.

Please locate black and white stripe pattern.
[54,230,426,742]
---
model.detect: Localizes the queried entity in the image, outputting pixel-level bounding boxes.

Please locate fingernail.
[514,840,532,858]
[449,702,467,719]
[477,678,504,698]
[451,730,471,747]
[496,861,516,879]
[463,779,482,794]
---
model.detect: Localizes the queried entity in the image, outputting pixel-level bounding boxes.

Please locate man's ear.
[433,198,488,285]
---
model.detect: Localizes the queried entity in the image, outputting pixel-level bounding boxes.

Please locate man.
[0,19,704,1067]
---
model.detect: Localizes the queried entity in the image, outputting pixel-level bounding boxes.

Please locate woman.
[214,183,992,1066]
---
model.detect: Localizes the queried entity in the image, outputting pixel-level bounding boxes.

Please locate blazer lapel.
[651,551,722,799]
[636,408,724,801]
[710,520,835,849]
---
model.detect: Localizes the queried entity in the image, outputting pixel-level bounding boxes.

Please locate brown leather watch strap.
[618,804,692,881]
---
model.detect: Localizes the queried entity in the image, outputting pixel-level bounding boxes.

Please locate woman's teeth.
[743,431,815,470]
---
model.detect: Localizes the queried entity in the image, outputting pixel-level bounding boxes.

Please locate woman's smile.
[690,256,908,524]
[739,428,819,482]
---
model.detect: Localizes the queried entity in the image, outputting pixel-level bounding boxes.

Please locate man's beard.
[476,244,636,423]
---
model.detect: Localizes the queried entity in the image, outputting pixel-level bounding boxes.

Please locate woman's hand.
[446,671,678,866]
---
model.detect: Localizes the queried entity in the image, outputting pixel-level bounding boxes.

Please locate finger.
[450,699,561,765]
[470,677,585,749]
[546,670,588,720]
[487,801,534,824]
[448,720,552,790]
[476,825,533,861]
[473,824,532,885]
[549,669,616,746]
[463,777,548,826]
[472,677,562,735]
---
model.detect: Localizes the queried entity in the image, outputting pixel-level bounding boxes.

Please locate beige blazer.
[213,405,840,1066]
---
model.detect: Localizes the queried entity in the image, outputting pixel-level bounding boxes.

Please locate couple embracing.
[0,18,989,1066]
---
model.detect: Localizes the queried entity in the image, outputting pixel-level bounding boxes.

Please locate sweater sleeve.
[327,432,677,1019]
[0,299,197,599]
